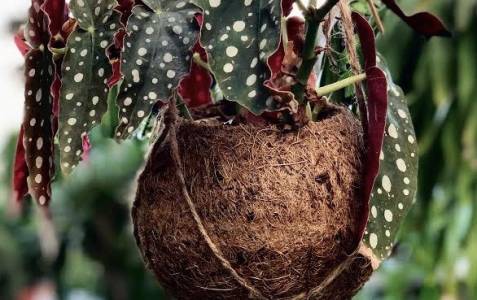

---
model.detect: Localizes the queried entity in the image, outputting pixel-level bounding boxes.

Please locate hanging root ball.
[133,106,374,299]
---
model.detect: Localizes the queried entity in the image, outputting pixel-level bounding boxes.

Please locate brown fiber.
[133,106,373,299]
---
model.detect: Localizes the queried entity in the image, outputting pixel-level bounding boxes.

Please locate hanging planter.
[11,0,450,299]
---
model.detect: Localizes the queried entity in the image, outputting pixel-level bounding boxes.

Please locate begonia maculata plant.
[12,0,450,298]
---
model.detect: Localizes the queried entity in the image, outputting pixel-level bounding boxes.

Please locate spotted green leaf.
[363,58,419,260]
[115,1,200,139]
[58,0,120,174]
[193,0,282,114]
[23,48,55,206]
[20,0,56,206]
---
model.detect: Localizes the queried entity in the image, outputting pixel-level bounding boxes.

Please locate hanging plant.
[11,0,450,298]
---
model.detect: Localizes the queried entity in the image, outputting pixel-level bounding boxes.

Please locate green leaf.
[363,57,419,260]
[115,1,200,139]
[193,0,282,114]
[58,0,121,174]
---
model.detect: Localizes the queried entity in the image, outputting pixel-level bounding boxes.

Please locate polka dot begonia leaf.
[363,58,419,261]
[193,0,283,114]
[115,1,200,139]
[24,0,50,49]
[59,0,121,174]
[23,49,56,206]
[19,0,56,206]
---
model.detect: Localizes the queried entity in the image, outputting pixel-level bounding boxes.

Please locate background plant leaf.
[362,58,419,260]
[193,0,283,114]
[58,0,120,174]
[115,0,200,139]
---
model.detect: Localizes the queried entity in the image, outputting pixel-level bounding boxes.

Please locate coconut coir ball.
[133,106,374,299]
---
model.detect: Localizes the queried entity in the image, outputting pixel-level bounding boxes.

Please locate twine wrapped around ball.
[132,102,376,299]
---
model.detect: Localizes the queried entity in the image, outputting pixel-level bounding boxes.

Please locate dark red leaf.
[178,13,212,108]
[107,0,140,88]
[107,29,127,88]
[51,74,61,117]
[42,0,68,138]
[265,17,316,111]
[351,12,376,69]
[352,12,388,241]
[12,128,29,203]
[117,0,134,25]
[178,43,213,108]
[382,0,451,38]
[268,16,305,77]
[42,0,68,43]
[282,0,295,16]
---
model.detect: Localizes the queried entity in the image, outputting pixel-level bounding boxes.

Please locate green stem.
[291,18,320,103]
[316,73,367,96]
[291,0,340,104]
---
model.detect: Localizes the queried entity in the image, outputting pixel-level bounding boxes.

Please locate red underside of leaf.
[107,0,135,87]
[282,0,295,17]
[81,133,91,162]
[108,29,127,88]
[178,13,212,108]
[117,0,135,25]
[352,12,388,242]
[42,0,68,41]
[51,74,61,117]
[263,17,316,117]
[382,0,452,38]
[178,43,213,108]
[12,127,30,202]
[14,30,31,56]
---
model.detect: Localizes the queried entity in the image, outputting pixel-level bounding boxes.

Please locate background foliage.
[0,0,476,299]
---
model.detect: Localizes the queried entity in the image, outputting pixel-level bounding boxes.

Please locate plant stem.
[291,0,340,104]
[316,73,366,96]
[291,19,320,103]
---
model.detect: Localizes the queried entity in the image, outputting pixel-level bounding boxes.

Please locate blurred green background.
[0,0,476,299]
